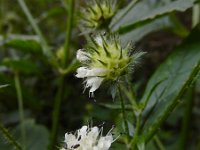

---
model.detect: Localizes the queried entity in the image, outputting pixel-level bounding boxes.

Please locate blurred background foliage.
[0,0,200,150]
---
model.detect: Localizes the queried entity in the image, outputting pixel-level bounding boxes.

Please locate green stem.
[48,76,65,150]
[63,0,74,67]
[130,113,141,150]
[0,123,22,150]
[48,1,74,149]
[17,0,52,58]
[178,86,194,150]
[14,72,26,150]
[154,135,166,150]
[118,85,130,141]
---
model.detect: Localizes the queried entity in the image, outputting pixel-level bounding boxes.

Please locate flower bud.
[80,0,118,31]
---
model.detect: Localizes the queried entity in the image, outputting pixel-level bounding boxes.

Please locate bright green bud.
[80,0,117,31]
[76,33,146,96]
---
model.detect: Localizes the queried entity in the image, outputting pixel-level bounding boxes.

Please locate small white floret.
[76,67,88,78]
[61,125,115,150]
[76,49,90,62]
[86,77,104,93]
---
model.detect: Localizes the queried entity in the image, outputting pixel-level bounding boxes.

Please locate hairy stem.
[14,72,25,150]
[118,85,130,141]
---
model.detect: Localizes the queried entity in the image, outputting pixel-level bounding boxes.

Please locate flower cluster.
[80,0,117,31]
[60,125,114,150]
[76,34,145,96]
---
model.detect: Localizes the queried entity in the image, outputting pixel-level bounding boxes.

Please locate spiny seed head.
[80,0,117,31]
[76,33,146,96]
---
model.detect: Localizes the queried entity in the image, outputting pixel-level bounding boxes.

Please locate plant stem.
[118,85,130,141]
[48,1,74,149]
[0,123,22,150]
[63,0,74,67]
[154,135,166,150]
[48,76,65,150]
[17,0,52,59]
[130,113,141,150]
[178,86,195,150]
[14,72,26,150]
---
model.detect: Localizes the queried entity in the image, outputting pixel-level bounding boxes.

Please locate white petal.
[97,136,112,149]
[88,126,99,140]
[76,49,90,62]
[86,77,104,93]
[78,125,88,137]
[76,67,88,78]
[64,133,77,148]
[86,68,107,76]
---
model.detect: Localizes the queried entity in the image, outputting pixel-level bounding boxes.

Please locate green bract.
[76,33,145,95]
[80,0,117,30]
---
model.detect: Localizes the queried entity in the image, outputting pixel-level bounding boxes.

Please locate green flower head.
[76,33,145,96]
[80,0,117,31]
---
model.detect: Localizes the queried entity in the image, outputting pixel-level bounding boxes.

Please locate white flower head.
[60,125,115,150]
[76,33,146,96]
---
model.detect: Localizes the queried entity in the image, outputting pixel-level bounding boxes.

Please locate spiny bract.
[80,0,117,31]
[76,33,145,96]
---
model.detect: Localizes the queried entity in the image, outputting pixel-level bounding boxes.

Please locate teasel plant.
[75,32,147,149]
[1,0,199,150]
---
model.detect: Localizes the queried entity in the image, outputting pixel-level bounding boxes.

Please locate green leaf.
[141,25,200,142]
[99,103,132,110]
[2,58,40,74]
[119,14,189,43]
[0,120,49,150]
[111,0,195,33]
[5,39,42,54]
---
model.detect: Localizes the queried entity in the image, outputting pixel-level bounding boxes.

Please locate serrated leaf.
[111,0,195,33]
[141,25,200,142]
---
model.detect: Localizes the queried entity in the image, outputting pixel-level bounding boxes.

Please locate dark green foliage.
[0,0,200,150]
